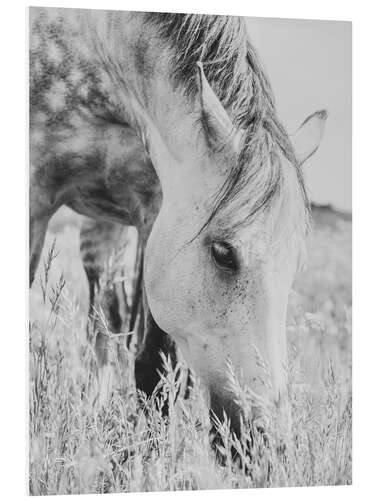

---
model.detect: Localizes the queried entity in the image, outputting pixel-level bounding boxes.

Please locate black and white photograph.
[27,4,352,495]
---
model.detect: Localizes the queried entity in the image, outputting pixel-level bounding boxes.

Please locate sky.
[246,17,352,211]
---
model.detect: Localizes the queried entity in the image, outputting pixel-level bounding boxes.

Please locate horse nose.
[208,378,289,435]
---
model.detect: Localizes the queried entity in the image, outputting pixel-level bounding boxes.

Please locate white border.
[0,0,372,498]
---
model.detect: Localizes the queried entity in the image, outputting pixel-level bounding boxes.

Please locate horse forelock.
[144,13,310,248]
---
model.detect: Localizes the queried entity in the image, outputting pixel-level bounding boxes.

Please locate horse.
[29,7,327,438]
[79,217,145,392]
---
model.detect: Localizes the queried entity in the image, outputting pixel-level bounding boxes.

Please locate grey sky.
[246,17,352,211]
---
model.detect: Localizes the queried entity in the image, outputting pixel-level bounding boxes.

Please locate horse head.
[143,58,326,436]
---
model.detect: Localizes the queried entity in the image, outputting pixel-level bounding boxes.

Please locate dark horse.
[29,8,326,437]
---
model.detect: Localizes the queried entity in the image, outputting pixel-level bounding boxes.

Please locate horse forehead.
[229,216,290,267]
[235,229,270,266]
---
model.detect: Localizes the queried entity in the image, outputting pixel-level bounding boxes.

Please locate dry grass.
[29,207,352,495]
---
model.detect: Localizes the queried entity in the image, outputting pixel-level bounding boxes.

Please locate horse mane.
[145,13,310,238]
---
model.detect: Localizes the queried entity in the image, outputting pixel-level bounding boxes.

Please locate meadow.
[29,206,352,495]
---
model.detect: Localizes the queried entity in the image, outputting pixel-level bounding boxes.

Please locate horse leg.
[128,236,144,349]
[29,213,51,287]
[79,218,129,400]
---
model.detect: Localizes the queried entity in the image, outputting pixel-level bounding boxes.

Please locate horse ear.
[196,62,238,148]
[291,110,328,166]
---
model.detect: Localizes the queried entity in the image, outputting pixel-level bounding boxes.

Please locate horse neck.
[90,12,212,196]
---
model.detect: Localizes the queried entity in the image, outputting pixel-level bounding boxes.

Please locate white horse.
[29,8,326,437]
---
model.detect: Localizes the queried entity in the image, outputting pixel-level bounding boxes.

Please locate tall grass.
[29,213,351,494]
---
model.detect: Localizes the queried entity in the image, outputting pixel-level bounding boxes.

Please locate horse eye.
[211,241,239,272]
